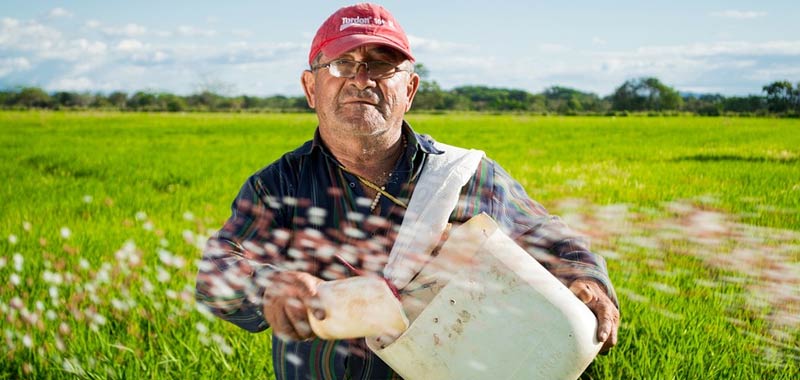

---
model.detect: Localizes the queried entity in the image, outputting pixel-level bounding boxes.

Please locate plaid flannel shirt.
[196,121,618,380]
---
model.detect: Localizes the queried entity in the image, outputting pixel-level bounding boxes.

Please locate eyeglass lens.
[330,60,397,79]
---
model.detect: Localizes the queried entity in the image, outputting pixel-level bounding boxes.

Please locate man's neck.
[321,128,405,184]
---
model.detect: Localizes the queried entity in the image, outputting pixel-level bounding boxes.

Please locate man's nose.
[351,64,376,89]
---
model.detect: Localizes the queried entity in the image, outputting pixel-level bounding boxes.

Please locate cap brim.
[320,34,414,63]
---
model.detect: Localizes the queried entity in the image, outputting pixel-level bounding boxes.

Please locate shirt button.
[349,182,355,188]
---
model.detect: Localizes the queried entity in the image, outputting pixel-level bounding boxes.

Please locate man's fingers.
[603,321,619,353]
[306,295,326,321]
[569,279,620,352]
[270,307,300,341]
[261,271,326,341]
[593,299,619,352]
[285,297,313,340]
[569,281,594,304]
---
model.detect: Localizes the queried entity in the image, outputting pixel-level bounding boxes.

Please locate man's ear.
[404,72,421,112]
[301,70,316,109]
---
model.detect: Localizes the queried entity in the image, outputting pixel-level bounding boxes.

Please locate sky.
[1,0,799,97]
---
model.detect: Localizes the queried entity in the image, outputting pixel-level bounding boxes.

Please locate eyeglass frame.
[310,59,413,80]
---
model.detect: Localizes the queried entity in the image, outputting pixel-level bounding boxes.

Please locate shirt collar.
[298,120,444,157]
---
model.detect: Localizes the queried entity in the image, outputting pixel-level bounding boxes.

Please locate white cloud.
[47,8,73,19]
[74,39,108,55]
[420,38,800,96]
[0,57,31,77]
[115,39,145,52]
[632,40,800,57]
[711,10,767,20]
[37,38,108,61]
[103,23,147,37]
[5,6,793,98]
[48,76,94,91]
[407,35,475,54]
[747,66,800,81]
[232,29,253,38]
[152,51,169,63]
[538,43,571,54]
[153,30,173,38]
[177,25,217,38]
[47,7,72,18]
[0,17,62,51]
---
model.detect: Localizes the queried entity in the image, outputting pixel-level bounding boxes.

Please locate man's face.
[301,44,420,138]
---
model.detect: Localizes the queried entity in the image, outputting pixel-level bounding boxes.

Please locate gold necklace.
[339,135,408,212]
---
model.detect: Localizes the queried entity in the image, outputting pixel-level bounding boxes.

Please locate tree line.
[1,68,798,116]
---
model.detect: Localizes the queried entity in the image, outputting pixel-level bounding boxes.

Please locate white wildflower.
[183,211,195,221]
[212,334,233,355]
[158,249,174,266]
[60,227,71,239]
[111,299,127,311]
[10,297,23,309]
[171,255,186,269]
[196,260,214,272]
[156,266,171,283]
[59,322,71,335]
[22,221,32,231]
[142,279,154,293]
[10,273,21,286]
[13,253,23,272]
[62,357,84,374]
[8,234,18,245]
[49,286,59,300]
[82,195,93,203]
[55,336,65,351]
[347,211,365,222]
[43,270,64,285]
[93,313,107,326]
[273,229,290,241]
[182,230,194,244]
[135,211,147,221]
[96,268,110,284]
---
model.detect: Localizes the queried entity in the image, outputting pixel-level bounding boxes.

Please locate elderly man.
[196,3,619,379]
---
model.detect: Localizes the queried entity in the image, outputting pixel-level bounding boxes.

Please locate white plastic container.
[366,213,603,380]
[308,275,409,340]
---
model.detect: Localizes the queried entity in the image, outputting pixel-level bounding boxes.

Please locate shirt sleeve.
[459,157,619,309]
[195,174,284,333]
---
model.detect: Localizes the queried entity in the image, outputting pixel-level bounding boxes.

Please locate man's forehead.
[335,44,404,60]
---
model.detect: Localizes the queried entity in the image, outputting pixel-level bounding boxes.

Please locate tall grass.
[1,111,798,378]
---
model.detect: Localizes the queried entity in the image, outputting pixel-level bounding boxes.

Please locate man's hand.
[569,278,619,353]
[263,271,325,341]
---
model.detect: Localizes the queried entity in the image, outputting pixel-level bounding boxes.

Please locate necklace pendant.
[370,186,385,212]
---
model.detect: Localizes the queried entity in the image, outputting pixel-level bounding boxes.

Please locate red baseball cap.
[308,3,415,65]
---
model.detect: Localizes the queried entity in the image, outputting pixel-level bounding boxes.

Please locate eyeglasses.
[311,59,409,80]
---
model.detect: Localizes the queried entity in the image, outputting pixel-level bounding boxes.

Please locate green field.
[1,111,798,379]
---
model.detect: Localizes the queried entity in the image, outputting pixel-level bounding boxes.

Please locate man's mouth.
[342,99,378,106]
